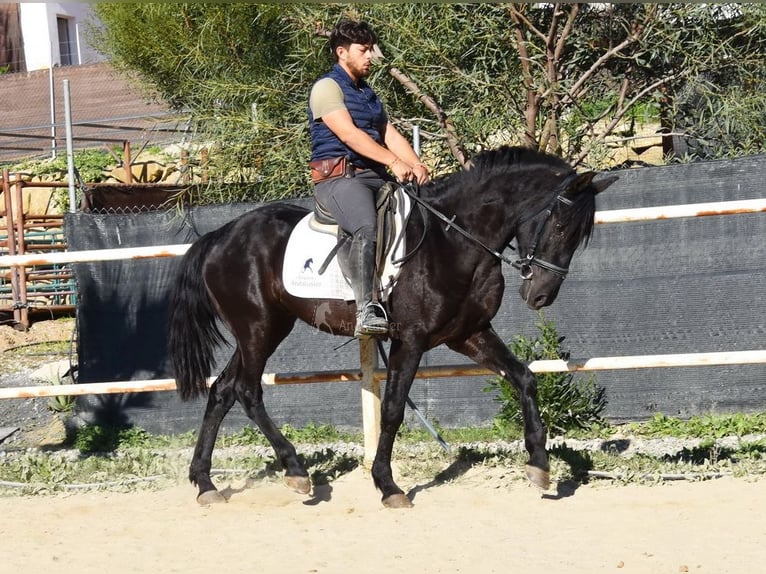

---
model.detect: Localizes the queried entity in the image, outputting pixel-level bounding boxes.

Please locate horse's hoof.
[284,475,312,495]
[382,493,414,509]
[197,489,227,506]
[525,464,551,491]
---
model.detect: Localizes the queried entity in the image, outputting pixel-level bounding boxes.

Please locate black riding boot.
[348,234,389,337]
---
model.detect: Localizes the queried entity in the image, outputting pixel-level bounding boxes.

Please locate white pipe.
[2,350,765,400]
[595,198,766,224]
[0,244,191,267]
[0,198,763,269]
[63,79,76,213]
[529,349,766,372]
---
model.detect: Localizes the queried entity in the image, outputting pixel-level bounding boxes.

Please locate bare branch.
[562,34,639,107]
[573,74,680,166]
[509,4,548,43]
[545,4,562,55]
[509,6,540,148]
[553,4,579,62]
[388,67,471,169]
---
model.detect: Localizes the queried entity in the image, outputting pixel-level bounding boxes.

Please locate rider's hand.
[390,158,414,183]
[412,162,430,185]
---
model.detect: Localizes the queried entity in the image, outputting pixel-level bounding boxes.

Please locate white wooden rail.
[2,350,765,401]
[1,198,764,268]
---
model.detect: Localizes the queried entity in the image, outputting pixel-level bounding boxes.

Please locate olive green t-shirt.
[309,77,346,120]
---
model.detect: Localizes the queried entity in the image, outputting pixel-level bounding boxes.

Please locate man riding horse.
[309,20,430,337]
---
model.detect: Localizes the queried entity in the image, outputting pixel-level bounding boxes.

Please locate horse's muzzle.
[519,279,560,310]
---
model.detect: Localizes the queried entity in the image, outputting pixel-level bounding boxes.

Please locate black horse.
[167,146,617,508]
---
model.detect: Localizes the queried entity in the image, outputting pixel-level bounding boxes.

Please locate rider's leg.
[313,173,389,336]
[347,228,388,336]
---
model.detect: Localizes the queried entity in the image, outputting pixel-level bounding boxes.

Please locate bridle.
[511,173,579,281]
[399,172,579,280]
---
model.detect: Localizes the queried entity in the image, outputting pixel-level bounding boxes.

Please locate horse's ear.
[564,172,618,199]
[592,174,619,195]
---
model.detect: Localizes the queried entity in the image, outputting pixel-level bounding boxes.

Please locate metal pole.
[63,80,76,213]
[412,124,421,155]
[49,64,56,159]
[75,22,83,65]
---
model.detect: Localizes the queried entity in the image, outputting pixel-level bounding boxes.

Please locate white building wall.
[19,2,104,71]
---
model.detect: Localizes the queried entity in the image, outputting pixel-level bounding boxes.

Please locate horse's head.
[515,171,618,309]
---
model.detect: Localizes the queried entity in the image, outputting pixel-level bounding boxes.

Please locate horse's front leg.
[449,326,550,490]
[372,339,423,508]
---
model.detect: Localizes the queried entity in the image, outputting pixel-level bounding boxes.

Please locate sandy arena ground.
[1,468,764,574]
[2,321,765,573]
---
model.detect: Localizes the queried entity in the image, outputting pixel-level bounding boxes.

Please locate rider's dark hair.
[329,20,377,61]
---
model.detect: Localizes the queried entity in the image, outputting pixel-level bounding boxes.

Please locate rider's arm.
[383,123,430,185]
[321,108,413,181]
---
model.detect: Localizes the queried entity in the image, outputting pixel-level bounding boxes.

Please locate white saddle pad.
[283,189,411,301]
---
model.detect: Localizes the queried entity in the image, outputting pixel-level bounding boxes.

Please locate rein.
[399,172,579,280]
[399,183,514,265]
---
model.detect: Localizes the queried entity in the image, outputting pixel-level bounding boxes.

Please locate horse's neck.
[416,188,512,257]
[432,178,520,247]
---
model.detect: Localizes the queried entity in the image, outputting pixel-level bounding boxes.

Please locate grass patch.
[3,414,766,496]
[624,412,766,439]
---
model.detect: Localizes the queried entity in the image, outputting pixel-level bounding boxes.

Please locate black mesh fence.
[65,155,766,433]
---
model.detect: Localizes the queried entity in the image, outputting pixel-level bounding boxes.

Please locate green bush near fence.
[485,313,607,436]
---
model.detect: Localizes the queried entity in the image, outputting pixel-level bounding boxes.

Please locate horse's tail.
[167,231,227,401]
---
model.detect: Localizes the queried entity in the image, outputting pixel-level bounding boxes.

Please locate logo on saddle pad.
[283,189,411,301]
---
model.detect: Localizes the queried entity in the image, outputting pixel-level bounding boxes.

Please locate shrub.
[486,313,607,435]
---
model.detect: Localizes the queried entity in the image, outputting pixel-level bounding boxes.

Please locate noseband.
[511,173,579,281]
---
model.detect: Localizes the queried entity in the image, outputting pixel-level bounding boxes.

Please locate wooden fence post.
[359,337,381,469]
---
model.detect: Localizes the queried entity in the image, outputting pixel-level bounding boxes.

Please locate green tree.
[89,3,766,204]
[501,3,766,162]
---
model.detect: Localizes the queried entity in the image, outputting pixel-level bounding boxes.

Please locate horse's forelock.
[570,191,597,248]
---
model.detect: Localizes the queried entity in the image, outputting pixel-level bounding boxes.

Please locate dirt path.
[1,468,764,574]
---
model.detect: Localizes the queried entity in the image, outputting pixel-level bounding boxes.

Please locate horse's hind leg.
[234,347,311,495]
[449,327,550,490]
[189,353,239,505]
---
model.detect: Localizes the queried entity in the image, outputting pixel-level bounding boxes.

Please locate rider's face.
[337,43,374,81]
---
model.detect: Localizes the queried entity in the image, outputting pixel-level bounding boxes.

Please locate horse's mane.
[428,146,572,191]
[470,146,573,180]
[423,145,596,247]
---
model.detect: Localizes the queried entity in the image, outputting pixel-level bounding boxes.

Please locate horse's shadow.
[406,444,593,502]
[219,448,359,504]
[219,444,595,504]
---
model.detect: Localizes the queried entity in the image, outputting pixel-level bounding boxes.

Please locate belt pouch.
[311,156,348,184]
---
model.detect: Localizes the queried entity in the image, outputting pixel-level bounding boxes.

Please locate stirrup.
[355,302,389,337]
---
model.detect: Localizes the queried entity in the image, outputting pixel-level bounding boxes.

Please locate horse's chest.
[437,264,504,329]
[467,265,504,313]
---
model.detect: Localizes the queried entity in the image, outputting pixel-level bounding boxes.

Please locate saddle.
[281,184,411,302]
[310,182,401,278]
